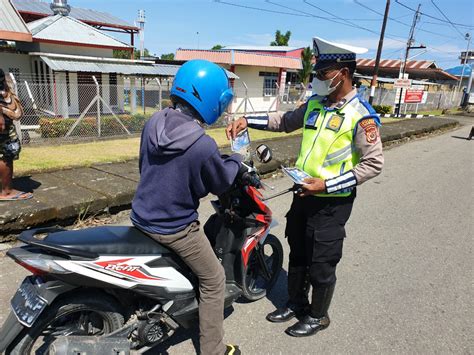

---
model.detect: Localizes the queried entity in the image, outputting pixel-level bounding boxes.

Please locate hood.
[147,107,205,156]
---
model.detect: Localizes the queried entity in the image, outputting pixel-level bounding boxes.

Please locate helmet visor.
[218,88,234,116]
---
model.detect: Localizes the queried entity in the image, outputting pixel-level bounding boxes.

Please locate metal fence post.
[92,75,101,137]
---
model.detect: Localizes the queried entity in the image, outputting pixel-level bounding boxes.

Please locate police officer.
[226,37,384,337]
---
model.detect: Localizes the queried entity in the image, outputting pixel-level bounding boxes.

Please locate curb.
[0,117,462,237]
[381,114,437,118]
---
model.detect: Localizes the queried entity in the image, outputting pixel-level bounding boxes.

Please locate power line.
[430,0,466,40]
[354,0,459,40]
[394,0,474,28]
[213,0,312,18]
[216,0,407,44]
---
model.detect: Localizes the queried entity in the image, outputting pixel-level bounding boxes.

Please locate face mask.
[312,70,342,96]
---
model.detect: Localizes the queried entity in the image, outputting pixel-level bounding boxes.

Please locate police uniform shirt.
[245,88,384,189]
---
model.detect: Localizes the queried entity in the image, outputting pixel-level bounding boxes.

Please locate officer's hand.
[226,117,247,140]
[299,178,326,197]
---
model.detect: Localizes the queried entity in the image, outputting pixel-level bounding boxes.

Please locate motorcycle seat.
[19,226,171,258]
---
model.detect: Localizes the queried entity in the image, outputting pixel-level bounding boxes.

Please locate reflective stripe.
[324,144,352,161]
[322,148,352,167]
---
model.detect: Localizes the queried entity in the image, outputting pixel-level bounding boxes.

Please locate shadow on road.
[13,175,42,193]
[145,306,236,354]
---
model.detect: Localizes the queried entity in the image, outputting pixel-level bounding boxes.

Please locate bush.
[372,105,393,114]
[39,113,151,138]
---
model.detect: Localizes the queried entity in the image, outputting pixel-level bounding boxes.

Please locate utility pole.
[369,0,391,105]
[395,3,425,117]
[457,33,471,93]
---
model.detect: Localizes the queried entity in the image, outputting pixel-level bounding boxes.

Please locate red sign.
[404,90,424,103]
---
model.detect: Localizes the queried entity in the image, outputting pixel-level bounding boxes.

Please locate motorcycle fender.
[258,218,278,245]
[0,277,77,353]
[0,311,25,353]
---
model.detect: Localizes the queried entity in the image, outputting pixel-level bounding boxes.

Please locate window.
[263,76,278,97]
[259,71,278,96]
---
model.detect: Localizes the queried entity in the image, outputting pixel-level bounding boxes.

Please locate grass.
[15,127,301,176]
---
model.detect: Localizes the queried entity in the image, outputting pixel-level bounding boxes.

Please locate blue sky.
[73,0,473,69]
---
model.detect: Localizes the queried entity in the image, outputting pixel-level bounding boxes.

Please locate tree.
[298,47,313,85]
[161,53,175,60]
[113,48,151,59]
[211,44,224,50]
[270,30,291,46]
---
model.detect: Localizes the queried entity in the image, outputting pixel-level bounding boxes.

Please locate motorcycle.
[0,144,284,354]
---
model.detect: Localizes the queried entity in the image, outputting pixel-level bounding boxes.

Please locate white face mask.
[312,70,342,96]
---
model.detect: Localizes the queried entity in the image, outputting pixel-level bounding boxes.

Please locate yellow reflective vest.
[295,94,378,197]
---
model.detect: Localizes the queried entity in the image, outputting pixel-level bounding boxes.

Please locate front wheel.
[7,292,124,355]
[241,234,283,301]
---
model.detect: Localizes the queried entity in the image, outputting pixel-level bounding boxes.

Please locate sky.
[71,0,474,69]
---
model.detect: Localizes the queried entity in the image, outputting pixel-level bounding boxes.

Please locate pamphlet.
[282,167,312,185]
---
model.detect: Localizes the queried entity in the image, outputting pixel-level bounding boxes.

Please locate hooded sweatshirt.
[131,107,241,234]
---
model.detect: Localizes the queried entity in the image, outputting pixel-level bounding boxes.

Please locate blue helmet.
[170,60,234,125]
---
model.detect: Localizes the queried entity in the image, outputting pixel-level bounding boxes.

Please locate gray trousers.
[146,221,226,355]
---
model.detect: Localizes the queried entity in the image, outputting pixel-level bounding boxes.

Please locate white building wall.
[38,43,115,58]
[232,66,280,113]
[101,73,111,113]
[54,72,69,118]
[0,53,32,77]
[69,72,80,116]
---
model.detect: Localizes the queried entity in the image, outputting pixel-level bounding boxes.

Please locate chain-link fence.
[358,86,463,114]
[9,72,464,146]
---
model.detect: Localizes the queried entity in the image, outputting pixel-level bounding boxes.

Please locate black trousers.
[285,193,355,288]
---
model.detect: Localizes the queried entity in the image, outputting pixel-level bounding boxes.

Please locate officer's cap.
[313,37,368,71]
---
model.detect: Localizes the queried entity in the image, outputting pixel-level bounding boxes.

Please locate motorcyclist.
[131,60,241,355]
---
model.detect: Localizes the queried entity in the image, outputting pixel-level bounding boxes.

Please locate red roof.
[176,49,302,70]
[356,58,458,81]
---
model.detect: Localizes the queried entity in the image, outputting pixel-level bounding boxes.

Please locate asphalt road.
[0,122,472,354]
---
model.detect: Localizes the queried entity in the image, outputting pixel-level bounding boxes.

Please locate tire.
[241,234,284,301]
[7,291,124,355]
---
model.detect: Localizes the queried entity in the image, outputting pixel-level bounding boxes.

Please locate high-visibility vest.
[295,94,379,197]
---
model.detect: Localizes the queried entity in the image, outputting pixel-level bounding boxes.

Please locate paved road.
[0,123,472,354]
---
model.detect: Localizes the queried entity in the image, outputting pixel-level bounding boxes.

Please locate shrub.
[39,113,151,138]
[373,105,392,114]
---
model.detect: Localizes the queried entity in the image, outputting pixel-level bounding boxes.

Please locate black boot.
[266,266,310,323]
[285,282,335,337]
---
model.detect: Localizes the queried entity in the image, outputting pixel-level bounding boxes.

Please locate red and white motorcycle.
[0,144,283,354]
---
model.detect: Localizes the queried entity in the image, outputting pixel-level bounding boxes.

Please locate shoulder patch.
[359,118,379,144]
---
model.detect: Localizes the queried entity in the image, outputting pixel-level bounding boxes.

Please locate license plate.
[11,279,47,327]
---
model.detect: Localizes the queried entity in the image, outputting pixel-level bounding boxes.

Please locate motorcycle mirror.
[256,144,272,164]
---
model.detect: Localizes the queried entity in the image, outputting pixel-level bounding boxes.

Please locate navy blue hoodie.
[131,108,241,234]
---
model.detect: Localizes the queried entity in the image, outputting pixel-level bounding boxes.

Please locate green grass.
[15,127,302,176]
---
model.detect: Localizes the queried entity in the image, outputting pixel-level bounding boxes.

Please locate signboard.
[394,78,412,89]
[404,90,424,103]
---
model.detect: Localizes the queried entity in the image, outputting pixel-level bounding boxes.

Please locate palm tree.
[298,47,313,85]
[270,30,291,46]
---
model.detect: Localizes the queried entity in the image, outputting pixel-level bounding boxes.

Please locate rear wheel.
[8,292,124,355]
[241,234,283,301]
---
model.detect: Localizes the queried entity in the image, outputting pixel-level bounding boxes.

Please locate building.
[176,47,303,113]
[355,58,459,89]
[0,0,181,129]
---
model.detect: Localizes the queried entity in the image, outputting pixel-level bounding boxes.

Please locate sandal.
[0,191,33,201]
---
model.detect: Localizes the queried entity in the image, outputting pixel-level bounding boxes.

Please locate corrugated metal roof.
[27,14,130,48]
[0,0,32,41]
[445,64,472,78]
[176,49,302,70]
[39,56,240,79]
[13,0,137,30]
[357,58,437,70]
[224,46,302,52]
